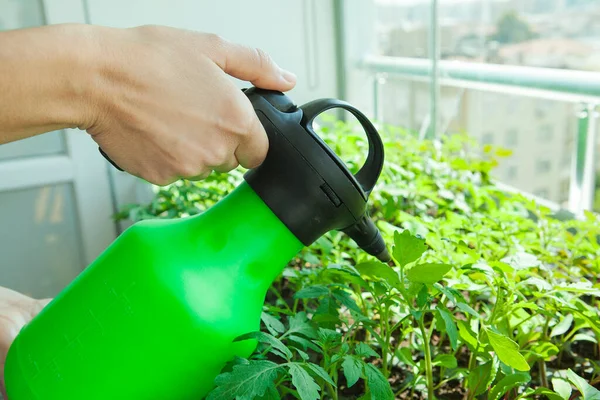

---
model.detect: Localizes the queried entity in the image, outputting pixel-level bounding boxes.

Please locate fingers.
[234,106,269,169]
[1,375,6,400]
[207,36,296,92]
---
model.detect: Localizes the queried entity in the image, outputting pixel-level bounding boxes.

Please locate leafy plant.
[117,116,600,399]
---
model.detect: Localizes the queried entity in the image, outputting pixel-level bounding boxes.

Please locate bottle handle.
[300,99,385,196]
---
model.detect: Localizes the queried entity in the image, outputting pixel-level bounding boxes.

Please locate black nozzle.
[342,215,391,263]
[242,87,388,261]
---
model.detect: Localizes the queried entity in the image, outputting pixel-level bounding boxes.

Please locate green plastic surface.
[4,182,303,399]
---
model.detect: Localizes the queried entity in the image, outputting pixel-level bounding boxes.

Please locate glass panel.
[444,90,575,206]
[434,0,600,73]
[373,1,433,135]
[0,0,67,160]
[594,118,600,213]
[0,0,45,29]
[0,183,84,299]
[0,131,66,161]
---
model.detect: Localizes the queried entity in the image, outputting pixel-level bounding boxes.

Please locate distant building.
[497,38,597,70]
[373,0,600,206]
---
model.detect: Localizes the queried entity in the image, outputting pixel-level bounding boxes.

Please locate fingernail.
[281,69,297,85]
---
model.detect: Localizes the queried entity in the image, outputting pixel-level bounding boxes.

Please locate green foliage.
[489,10,537,44]
[117,117,600,399]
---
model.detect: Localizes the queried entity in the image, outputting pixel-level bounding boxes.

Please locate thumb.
[209,37,297,91]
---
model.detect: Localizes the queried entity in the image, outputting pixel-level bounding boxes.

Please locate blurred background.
[1,0,599,299]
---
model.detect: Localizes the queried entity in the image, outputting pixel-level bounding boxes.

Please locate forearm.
[0,24,93,144]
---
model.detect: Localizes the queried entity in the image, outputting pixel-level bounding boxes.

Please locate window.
[505,129,518,147]
[535,101,553,119]
[538,124,554,142]
[507,98,521,114]
[536,159,552,174]
[506,165,518,180]
[481,132,494,145]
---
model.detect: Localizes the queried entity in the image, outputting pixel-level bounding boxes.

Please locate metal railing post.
[569,103,598,215]
[372,73,386,122]
[428,0,440,140]
[582,104,598,213]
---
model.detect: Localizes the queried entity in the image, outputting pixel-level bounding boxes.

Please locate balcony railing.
[360,55,600,216]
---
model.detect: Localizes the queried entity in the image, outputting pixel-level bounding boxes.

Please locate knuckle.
[253,47,272,70]
[208,145,231,167]
[218,96,256,136]
[204,33,225,50]
[136,24,165,37]
[177,162,202,178]
[148,173,173,187]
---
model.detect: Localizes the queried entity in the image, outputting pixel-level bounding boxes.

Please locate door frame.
[0,0,118,265]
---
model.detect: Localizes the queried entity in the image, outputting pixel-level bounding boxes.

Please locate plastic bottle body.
[4,182,303,400]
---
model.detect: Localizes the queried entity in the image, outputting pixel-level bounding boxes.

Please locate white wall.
[83,0,340,224]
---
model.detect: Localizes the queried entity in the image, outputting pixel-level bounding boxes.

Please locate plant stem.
[539,315,552,388]
[326,382,338,400]
[419,314,435,400]
[382,304,390,377]
[270,286,292,312]
[539,360,548,388]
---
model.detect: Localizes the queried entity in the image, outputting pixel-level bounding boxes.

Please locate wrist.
[0,23,102,137]
[45,23,102,131]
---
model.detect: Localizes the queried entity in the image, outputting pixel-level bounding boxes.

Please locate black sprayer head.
[242,87,391,263]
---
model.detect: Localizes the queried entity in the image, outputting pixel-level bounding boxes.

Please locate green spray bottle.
[4,87,390,400]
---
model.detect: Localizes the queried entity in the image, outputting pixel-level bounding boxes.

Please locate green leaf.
[305,363,335,387]
[488,372,531,400]
[555,282,600,296]
[501,252,541,270]
[314,296,341,327]
[317,328,342,343]
[406,263,453,284]
[529,342,559,360]
[392,229,427,267]
[566,369,600,400]
[527,387,566,400]
[355,343,379,358]
[397,347,416,366]
[364,364,394,400]
[552,378,572,400]
[207,360,282,400]
[467,360,493,396]
[332,289,362,314]
[356,261,400,289]
[572,333,598,343]
[486,330,530,371]
[261,312,285,336]
[456,302,480,318]
[416,284,429,308]
[432,354,458,368]
[342,356,363,388]
[289,364,321,400]
[521,277,553,291]
[457,320,478,351]
[288,312,317,339]
[234,331,292,360]
[551,314,574,337]
[255,383,280,400]
[296,348,310,361]
[436,307,458,351]
[289,335,321,353]
[294,285,329,299]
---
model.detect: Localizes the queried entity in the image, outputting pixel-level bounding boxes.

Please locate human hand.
[78,25,297,185]
[0,287,50,399]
